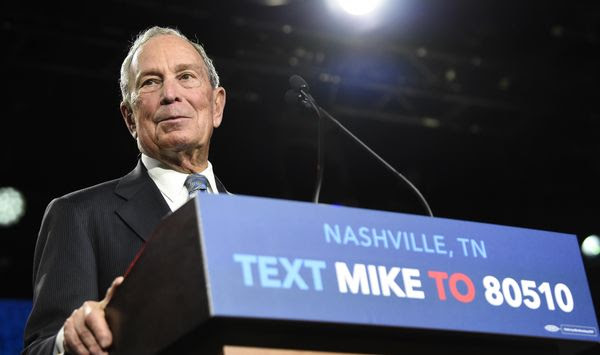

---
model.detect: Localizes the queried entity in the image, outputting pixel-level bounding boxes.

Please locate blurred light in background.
[332,0,385,16]
[250,0,293,6]
[0,187,25,227]
[445,69,457,82]
[582,235,600,258]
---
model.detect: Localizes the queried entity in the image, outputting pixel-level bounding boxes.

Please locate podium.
[105,195,599,354]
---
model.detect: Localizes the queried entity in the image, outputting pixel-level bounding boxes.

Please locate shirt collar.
[141,154,219,204]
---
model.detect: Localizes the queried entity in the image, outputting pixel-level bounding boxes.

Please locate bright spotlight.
[0,187,26,227]
[581,235,600,257]
[336,0,385,16]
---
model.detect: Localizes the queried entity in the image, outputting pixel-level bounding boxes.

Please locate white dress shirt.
[141,154,219,211]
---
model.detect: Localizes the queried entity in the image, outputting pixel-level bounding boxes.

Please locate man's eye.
[141,79,159,87]
[180,73,195,80]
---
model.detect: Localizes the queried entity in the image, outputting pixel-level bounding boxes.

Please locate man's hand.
[63,276,124,355]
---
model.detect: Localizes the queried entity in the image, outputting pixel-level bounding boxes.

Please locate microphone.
[289,74,309,91]
[284,89,311,110]
[287,75,318,112]
[285,74,434,217]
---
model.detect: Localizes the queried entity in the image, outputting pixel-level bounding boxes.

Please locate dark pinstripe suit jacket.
[22,160,227,355]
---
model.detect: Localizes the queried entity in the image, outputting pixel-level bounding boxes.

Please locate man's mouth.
[156,115,189,123]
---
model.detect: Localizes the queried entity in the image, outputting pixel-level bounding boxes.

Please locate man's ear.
[212,87,226,128]
[120,102,137,139]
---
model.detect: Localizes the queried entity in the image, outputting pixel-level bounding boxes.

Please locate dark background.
[2,0,599,330]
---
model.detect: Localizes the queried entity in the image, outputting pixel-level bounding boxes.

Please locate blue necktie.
[184,174,211,197]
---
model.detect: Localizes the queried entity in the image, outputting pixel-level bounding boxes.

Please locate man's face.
[122,35,225,163]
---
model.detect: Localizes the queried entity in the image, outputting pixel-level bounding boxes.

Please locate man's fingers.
[63,302,111,355]
[84,306,112,349]
[63,278,122,355]
[99,276,124,307]
[75,322,102,354]
[75,303,106,354]
[64,315,89,355]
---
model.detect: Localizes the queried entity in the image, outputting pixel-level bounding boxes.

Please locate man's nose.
[160,77,182,104]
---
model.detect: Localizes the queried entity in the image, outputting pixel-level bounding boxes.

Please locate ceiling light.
[336,0,385,16]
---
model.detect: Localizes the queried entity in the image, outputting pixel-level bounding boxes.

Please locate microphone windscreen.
[289,74,309,91]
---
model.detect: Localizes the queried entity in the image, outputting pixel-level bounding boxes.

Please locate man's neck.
[146,150,209,174]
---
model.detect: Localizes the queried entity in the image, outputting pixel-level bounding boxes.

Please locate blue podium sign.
[196,195,598,342]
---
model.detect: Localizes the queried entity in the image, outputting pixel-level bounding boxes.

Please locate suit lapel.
[114,160,171,241]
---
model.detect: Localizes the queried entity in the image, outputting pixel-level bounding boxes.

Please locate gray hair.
[119,26,220,108]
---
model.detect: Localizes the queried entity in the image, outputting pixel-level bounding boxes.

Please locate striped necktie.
[184,173,211,197]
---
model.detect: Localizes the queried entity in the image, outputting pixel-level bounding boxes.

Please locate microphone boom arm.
[288,74,434,217]
[315,105,434,217]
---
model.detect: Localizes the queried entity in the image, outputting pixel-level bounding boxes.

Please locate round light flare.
[336,0,385,16]
[581,235,600,258]
[0,187,26,227]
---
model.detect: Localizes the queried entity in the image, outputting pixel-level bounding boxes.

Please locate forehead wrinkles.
[130,36,207,84]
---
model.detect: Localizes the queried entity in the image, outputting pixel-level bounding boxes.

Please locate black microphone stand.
[287,75,435,217]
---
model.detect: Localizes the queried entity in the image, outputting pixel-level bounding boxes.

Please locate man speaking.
[23,26,227,355]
